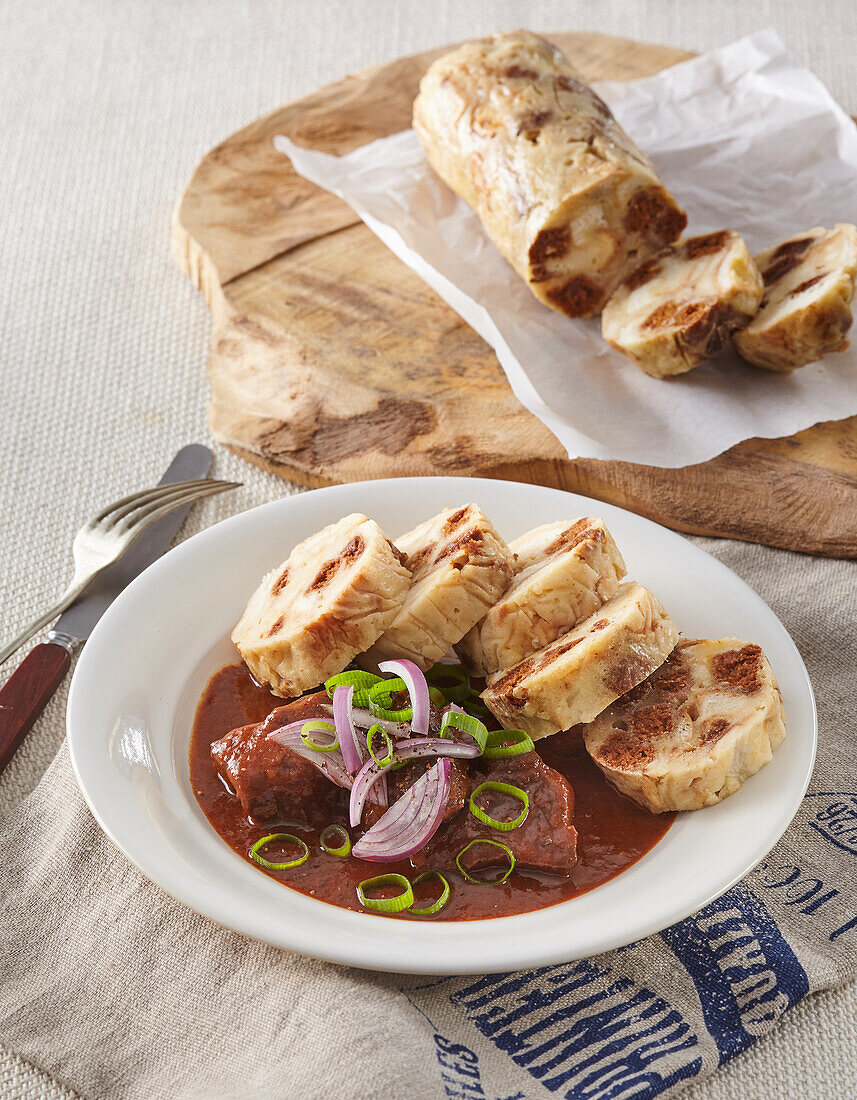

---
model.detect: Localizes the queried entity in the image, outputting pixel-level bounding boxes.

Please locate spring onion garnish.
[367,677,413,722]
[411,870,451,916]
[482,728,535,759]
[426,661,471,703]
[378,659,430,735]
[455,839,516,884]
[469,781,529,831]
[367,724,394,768]
[429,686,446,708]
[368,701,414,722]
[356,873,415,913]
[352,759,452,860]
[463,693,493,720]
[250,833,310,871]
[300,719,339,753]
[333,685,363,776]
[319,824,352,858]
[325,669,381,707]
[440,710,488,752]
[369,677,407,704]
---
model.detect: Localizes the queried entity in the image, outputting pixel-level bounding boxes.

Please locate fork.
[0,477,239,667]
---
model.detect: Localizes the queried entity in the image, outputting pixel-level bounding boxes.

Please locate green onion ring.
[319,824,352,858]
[368,700,413,722]
[440,710,488,752]
[367,676,413,720]
[368,675,406,699]
[428,686,446,708]
[469,781,529,831]
[463,694,493,720]
[455,839,516,884]
[482,728,535,759]
[426,662,471,702]
[410,870,451,916]
[366,724,394,768]
[300,719,339,753]
[356,873,415,913]
[325,669,381,707]
[250,833,310,871]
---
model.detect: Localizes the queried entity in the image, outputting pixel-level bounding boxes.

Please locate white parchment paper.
[275,31,857,466]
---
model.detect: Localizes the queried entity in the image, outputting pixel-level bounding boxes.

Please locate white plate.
[67,477,816,974]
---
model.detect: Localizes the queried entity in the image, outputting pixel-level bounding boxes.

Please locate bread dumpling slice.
[583,638,785,812]
[601,230,763,377]
[481,582,678,739]
[232,514,411,698]
[457,517,626,677]
[364,504,514,671]
[733,224,857,371]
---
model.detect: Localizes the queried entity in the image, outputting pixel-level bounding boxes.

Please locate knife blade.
[0,444,219,776]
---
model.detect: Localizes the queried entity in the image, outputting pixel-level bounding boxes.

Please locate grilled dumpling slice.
[601,231,763,377]
[481,582,678,739]
[733,224,857,371]
[232,514,411,698]
[364,504,514,671]
[413,30,686,318]
[457,517,626,677]
[583,638,785,812]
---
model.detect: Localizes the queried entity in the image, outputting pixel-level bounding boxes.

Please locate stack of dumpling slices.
[232,503,786,816]
[461,515,786,813]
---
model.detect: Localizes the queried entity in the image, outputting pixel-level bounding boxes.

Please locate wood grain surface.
[173,31,857,558]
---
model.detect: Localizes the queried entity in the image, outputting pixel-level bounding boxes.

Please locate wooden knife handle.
[0,643,71,775]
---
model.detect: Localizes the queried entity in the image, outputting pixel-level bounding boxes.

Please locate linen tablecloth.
[3,2,857,1097]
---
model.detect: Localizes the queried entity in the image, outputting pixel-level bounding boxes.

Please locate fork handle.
[0,644,71,775]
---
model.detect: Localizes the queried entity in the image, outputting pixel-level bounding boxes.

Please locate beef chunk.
[411,752,577,875]
[210,690,337,823]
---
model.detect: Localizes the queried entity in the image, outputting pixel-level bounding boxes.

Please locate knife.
[0,444,219,776]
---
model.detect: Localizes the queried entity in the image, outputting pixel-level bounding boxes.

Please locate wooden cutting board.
[173,31,857,558]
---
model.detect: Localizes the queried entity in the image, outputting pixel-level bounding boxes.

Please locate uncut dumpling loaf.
[232,514,411,698]
[733,224,857,371]
[481,582,678,739]
[601,230,764,377]
[583,638,785,812]
[413,30,687,318]
[457,517,626,676]
[364,504,514,671]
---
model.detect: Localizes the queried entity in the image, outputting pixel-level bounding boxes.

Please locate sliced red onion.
[349,708,411,738]
[378,659,430,736]
[268,721,353,790]
[348,736,479,826]
[267,717,386,805]
[333,685,363,775]
[352,759,451,861]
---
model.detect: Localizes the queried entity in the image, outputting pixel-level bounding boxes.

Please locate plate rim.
[67,476,817,974]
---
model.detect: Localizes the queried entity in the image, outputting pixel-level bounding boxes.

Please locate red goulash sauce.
[190,663,673,920]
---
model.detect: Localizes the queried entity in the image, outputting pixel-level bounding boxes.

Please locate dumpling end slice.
[734,224,857,371]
